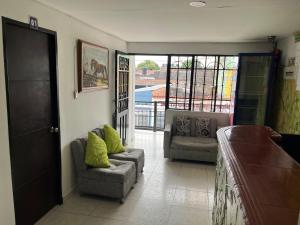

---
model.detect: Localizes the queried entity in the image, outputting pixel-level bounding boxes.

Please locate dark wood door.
[2,18,62,225]
[114,51,130,145]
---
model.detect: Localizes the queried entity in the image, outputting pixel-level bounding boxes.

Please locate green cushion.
[85,132,110,168]
[103,124,125,154]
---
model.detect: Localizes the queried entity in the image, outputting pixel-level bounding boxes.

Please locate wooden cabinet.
[213,125,300,225]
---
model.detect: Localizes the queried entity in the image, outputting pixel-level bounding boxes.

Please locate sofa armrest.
[164,123,172,133]
[163,124,172,158]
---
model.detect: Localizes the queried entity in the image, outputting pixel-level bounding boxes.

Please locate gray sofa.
[164,109,230,163]
[71,138,136,203]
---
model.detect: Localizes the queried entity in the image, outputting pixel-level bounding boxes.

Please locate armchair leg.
[120,198,125,204]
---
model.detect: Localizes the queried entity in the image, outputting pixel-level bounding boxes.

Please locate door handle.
[50,126,59,133]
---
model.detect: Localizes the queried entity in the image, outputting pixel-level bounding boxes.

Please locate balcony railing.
[135,101,165,131]
[134,99,233,132]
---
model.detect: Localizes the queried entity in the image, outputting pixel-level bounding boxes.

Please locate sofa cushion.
[85,132,110,168]
[175,116,192,136]
[193,117,210,137]
[109,148,145,179]
[171,136,218,152]
[80,159,136,183]
[103,125,125,154]
[192,117,218,138]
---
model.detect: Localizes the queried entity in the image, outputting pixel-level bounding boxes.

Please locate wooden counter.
[213,125,300,225]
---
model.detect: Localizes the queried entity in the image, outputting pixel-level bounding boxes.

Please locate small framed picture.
[77,39,109,92]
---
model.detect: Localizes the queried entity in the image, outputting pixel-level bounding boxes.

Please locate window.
[167,55,238,113]
[169,56,193,110]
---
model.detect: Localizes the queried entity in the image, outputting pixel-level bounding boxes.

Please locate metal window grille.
[167,55,238,113]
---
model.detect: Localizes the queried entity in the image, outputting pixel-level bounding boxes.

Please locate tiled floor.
[36,130,216,225]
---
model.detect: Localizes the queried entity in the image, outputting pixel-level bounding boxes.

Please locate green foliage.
[137,60,160,70]
[181,59,192,69]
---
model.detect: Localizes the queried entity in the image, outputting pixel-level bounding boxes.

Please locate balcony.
[135,101,165,131]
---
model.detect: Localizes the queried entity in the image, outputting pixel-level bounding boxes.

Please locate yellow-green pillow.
[103,125,125,154]
[85,132,110,168]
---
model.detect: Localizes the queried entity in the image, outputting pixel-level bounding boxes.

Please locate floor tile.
[172,188,209,209]
[128,199,171,225]
[83,217,123,225]
[167,206,210,225]
[36,211,88,225]
[55,192,99,215]
[90,198,138,221]
[140,186,176,202]
[127,182,147,200]
[175,176,209,192]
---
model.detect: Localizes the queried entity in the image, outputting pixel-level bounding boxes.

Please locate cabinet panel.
[213,151,246,225]
[213,152,227,225]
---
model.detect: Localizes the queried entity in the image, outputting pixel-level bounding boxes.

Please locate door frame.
[2,17,63,208]
[114,50,128,129]
[114,50,130,144]
[233,52,275,125]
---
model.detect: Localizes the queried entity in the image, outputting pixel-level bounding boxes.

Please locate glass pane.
[219,56,225,70]
[204,70,216,99]
[171,56,179,68]
[169,83,177,98]
[235,55,272,125]
[225,56,239,69]
[170,69,178,81]
[195,56,206,69]
[206,56,217,69]
[178,56,193,69]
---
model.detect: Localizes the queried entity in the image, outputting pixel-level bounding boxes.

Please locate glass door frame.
[233,52,279,126]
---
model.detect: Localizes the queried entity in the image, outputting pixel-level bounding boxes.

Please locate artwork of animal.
[91,59,108,80]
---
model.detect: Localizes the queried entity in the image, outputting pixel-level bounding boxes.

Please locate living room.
[0,0,300,225]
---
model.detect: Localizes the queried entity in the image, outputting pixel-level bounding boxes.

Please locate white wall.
[0,0,127,224]
[278,35,296,65]
[127,42,273,55]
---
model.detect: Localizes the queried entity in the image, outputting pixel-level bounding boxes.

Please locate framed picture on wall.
[77,39,109,92]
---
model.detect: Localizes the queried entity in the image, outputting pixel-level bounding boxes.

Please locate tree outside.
[137,60,160,70]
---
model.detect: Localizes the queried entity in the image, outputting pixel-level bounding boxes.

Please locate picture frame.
[77,39,109,92]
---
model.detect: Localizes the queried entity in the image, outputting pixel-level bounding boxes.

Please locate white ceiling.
[37,0,300,42]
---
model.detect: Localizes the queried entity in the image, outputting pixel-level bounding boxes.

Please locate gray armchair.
[71,138,136,203]
[164,109,230,163]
